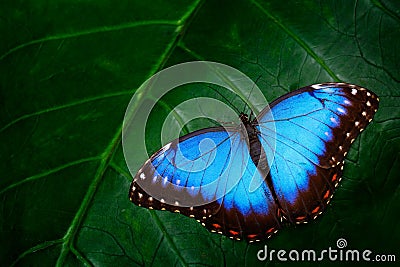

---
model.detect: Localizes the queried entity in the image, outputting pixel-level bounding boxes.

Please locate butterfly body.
[238,113,268,174]
[129,83,379,242]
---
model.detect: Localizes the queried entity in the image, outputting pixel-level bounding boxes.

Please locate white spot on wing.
[337,107,345,113]
[351,88,357,95]
[311,84,323,89]
[140,173,145,180]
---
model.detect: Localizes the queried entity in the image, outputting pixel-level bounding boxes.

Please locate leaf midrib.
[55,1,204,266]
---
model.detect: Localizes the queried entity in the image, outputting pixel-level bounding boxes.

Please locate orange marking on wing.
[247,234,257,239]
[323,190,330,199]
[212,223,221,229]
[331,173,337,182]
[229,230,239,236]
[295,215,306,221]
[266,227,275,234]
[311,206,320,214]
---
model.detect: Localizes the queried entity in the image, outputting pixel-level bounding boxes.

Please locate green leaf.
[1,0,399,266]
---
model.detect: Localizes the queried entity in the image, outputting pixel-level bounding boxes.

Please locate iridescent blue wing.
[129,127,280,241]
[256,83,379,223]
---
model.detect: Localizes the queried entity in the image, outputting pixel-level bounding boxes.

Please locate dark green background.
[1,0,399,266]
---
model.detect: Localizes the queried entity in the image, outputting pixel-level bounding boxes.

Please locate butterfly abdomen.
[239,114,269,174]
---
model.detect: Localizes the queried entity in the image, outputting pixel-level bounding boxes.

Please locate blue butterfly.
[129,83,379,242]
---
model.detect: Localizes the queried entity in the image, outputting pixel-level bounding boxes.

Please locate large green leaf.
[1,0,399,266]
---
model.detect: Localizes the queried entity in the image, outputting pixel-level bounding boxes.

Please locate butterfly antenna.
[205,84,242,115]
[241,75,262,118]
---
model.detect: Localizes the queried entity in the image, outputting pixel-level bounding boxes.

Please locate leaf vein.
[250,0,340,80]
[0,91,132,133]
[0,156,101,196]
[0,20,180,61]
[10,239,64,267]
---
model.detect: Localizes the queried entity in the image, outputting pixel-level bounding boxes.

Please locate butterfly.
[129,82,379,242]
